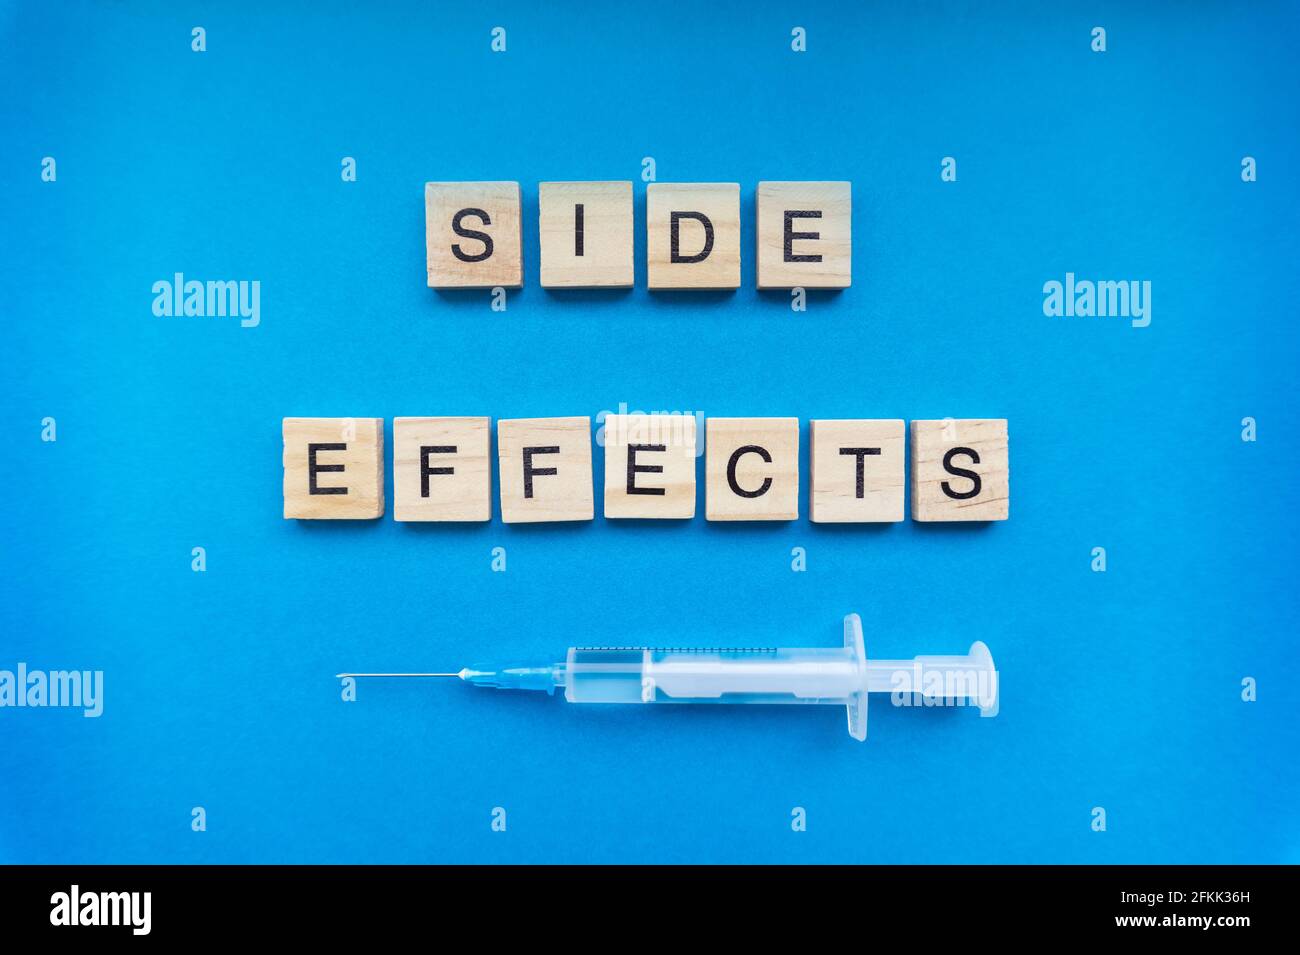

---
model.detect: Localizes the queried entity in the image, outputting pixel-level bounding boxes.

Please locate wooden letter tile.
[539,181,633,288]
[910,419,1009,522]
[393,417,491,522]
[756,181,851,289]
[603,413,697,519]
[705,417,799,521]
[283,417,384,519]
[425,181,523,289]
[646,183,741,289]
[810,419,904,523]
[497,417,593,523]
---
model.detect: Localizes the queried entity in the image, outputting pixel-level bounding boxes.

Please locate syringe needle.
[334,672,464,679]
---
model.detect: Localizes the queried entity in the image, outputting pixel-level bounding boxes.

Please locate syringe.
[338,613,998,741]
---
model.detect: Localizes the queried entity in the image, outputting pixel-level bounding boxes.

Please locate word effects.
[282,416,1010,524]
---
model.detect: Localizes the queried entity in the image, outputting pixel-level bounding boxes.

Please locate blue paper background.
[2,1,1297,863]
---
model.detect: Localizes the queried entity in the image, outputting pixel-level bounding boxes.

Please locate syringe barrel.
[563,647,863,705]
[539,617,997,738]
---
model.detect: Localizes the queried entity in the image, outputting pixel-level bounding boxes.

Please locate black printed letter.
[839,447,881,498]
[308,443,347,495]
[941,447,982,500]
[522,446,559,499]
[451,208,493,262]
[784,211,822,262]
[627,445,666,496]
[420,445,456,498]
[670,212,714,263]
[727,445,773,498]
